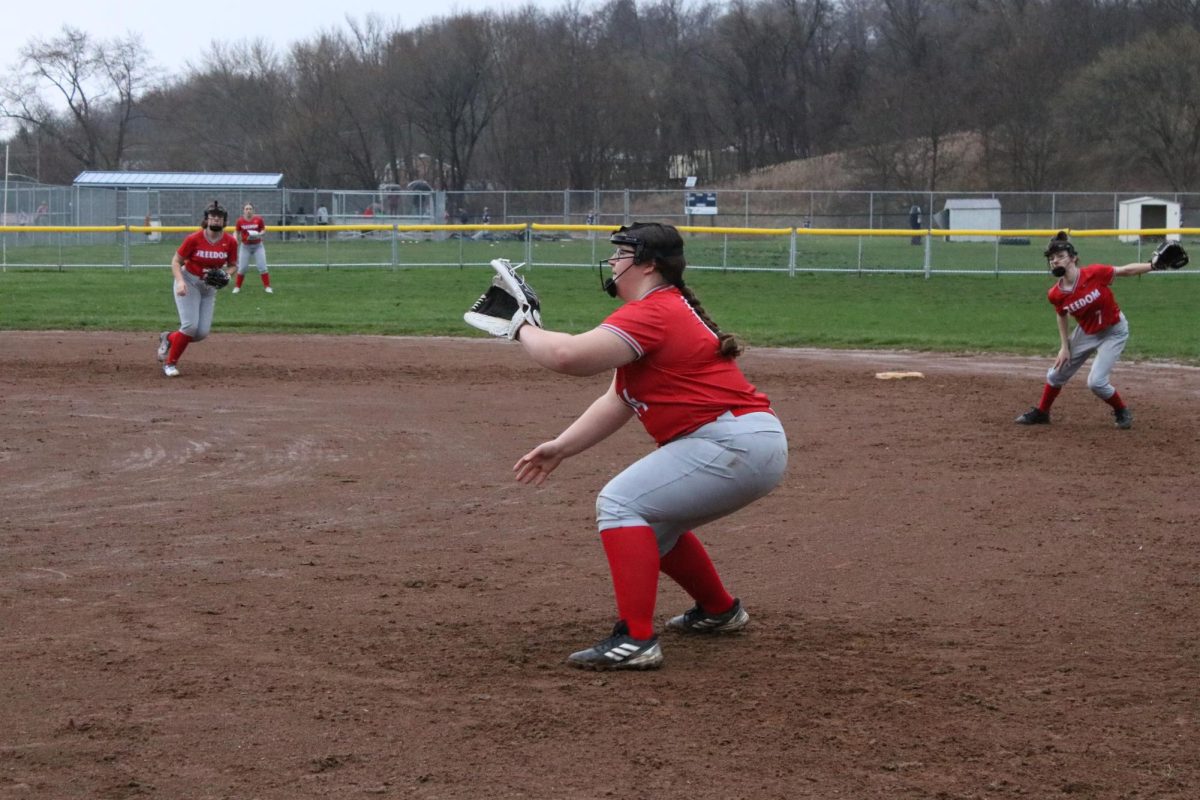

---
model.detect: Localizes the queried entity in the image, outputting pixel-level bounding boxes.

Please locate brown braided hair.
[614,222,743,358]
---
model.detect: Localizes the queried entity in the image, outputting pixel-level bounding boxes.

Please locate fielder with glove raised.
[233,203,274,295]
[1015,231,1187,429]
[158,200,238,378]
[465,225,788,671]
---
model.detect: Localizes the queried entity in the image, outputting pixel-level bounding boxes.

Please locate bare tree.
[846,0,972,190]
[401,15,509,190]
[1068,26,1200,191]
[0,26,154,175]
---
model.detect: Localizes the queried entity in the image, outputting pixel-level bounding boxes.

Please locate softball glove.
[1150,240,1188,271]
[464,259,542,340]
[202,267,231,289]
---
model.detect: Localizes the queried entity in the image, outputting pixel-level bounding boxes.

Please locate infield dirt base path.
[1,332,1197,799]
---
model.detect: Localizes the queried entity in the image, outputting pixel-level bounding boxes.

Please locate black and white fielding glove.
[1150,240,1188,271]
[463,259,543,340]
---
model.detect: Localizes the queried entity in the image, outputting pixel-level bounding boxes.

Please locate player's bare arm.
[1113,262,1153,277]
[1053,312,1071,369]
[513,378,634,485]
[171,254,187,296]
[517,325,637,376]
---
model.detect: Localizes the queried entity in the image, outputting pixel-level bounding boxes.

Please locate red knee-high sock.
[1038,383,1063,412]
[1104,391,1125,410]
[235,273,245,288]
[261,273,271,288]
[166,331,192,365]
[659,531,735,615]
[600,526,660,640]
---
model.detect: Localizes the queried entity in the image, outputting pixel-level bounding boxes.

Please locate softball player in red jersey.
[512,222,788,670]
[156,201,237,377]
[1015,231,1156,429]
[233,203,272,294]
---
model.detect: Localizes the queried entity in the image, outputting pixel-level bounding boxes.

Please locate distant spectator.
[316,204,330,240]
[909,204,922,245]
[295,206,307,240]
[481,206,491,225]
[458,206,469,225]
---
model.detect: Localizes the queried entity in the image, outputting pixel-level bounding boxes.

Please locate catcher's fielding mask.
[599,224,685,297]
[600,230,644,297]
[203,200,228,233]
[1044,231,1076,276]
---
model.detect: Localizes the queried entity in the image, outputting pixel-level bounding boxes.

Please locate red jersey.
[236,216,266,245]
[177,230,238,277]
[1047,264,1120,334]
[600,285,772,445]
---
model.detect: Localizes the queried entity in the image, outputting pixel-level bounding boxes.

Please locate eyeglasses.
[609,250,637,262]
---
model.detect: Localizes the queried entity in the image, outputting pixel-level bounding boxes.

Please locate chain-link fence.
[4,180,1199,273]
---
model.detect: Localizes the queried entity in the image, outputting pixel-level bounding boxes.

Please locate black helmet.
[202,200,228,225]
[1043,230,1077,259]
[610,223,684,263]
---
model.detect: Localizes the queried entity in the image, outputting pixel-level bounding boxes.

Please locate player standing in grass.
[1015,231,1186,429]
[157,201,237,377]
[467,223,789,670]
[233,203,273,294]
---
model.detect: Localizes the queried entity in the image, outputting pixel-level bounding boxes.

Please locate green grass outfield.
[2,264,1196,362]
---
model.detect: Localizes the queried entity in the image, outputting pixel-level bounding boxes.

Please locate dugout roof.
[73,171,284,189]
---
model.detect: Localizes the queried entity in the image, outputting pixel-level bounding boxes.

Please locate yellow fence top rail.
[3,224,1198,237]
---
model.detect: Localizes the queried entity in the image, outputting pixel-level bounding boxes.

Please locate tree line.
[3,0,1199,192]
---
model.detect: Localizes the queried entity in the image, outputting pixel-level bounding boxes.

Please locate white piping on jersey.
[598,285,717,358]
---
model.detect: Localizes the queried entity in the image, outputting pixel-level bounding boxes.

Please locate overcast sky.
[2,0,569,70]
[1,0,570,138]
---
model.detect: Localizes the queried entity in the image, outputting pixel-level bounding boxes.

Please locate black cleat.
[1114,407,1133,430]
[566,621,663,671]
[666,598,750,634]
[1015,407,1050,425]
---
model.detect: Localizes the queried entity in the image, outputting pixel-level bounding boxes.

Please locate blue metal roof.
[73,171,284,189]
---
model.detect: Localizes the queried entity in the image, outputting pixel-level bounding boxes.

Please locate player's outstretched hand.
[513,441,565,486]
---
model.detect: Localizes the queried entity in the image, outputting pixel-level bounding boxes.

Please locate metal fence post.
[391,225,398,270]
[525,224,533,265]
[923,231,932,279]
[123,226,130,270]
[788,228,796,277]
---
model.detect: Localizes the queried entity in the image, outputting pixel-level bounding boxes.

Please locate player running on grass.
[1014,230,1187,429]
[156,201,237,377]
[464,222,789,670]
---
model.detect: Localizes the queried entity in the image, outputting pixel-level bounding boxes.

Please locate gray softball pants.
[1045,314,1130,400]
[173,271,219,340]
[596,411,788,556]
[237,243,268,275]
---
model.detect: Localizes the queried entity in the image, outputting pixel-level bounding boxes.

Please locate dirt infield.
[2,331,1197,800]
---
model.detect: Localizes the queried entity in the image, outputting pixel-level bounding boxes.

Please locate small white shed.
[937,198,1002,242]
[1117,196,1181,243]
